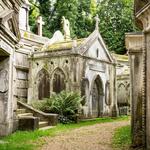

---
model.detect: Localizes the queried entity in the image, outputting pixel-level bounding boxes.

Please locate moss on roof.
[46,39,85,51]
[112,53,129,62]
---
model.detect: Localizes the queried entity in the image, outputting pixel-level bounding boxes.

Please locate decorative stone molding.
[125,33,144,53]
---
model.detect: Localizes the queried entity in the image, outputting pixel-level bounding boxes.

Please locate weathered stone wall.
[0,0,33,136]
[126,33,144,148]
[18,30,49,103]
[130,51,143,147]
[112,54,130,116]
[0,58,10,135]
[28,46,116,118]
[14,51,29,102]
[28,55,83,102]
[117,75,130,115]
[84,59,113,117]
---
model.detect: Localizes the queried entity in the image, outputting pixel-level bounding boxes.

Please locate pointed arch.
[91,74,104,117]
[51,68,66,94]
[117,83,126,106]
[105,81,111,105]
[37,69,50,100]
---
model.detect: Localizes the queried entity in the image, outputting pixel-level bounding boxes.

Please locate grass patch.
[113,125,131,150]
[0,116,129,150]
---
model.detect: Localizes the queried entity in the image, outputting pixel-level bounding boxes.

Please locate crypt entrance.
[0,49,9,123]
[91,75,104,118]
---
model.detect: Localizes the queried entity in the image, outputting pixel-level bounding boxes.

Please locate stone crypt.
[126,0,150,149]
[28,16,117,119]
[0,0,118,136]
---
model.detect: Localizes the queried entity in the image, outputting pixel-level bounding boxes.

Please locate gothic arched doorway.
[52,68,66,94]
[91,75,103,117]
[37,69,50,100]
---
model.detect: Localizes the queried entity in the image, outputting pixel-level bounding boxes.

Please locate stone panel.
[17,89,27,98]
[15,52,29,68]
[16,80,28,89]
[16,70,28,80]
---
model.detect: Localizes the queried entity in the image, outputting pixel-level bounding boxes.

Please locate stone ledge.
[17,101,58,126]
[18,116,39,131]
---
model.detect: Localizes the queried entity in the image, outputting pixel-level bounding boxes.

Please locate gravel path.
[41,120,130,150]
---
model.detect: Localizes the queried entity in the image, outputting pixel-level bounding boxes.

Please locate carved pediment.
[78,30,114,63]
[0,0,25,43]
[0,9,20,41]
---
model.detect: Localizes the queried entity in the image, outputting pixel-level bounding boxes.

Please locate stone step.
[39,121,49,128]
[16,109,26,114]
[39,126,55,131]
[18,113,33,117]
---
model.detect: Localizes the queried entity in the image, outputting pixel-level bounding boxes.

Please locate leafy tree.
[90,0,97,16]
[29,0,78,38]
[50,0,78,38]
[75,0,94,38]
[29,0,40,33]
[29,0,138,54]
[97,0,137,54]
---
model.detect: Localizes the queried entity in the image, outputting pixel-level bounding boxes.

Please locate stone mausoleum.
[0,0,118,136]
[112,54,130,116]
[126,0,150,149]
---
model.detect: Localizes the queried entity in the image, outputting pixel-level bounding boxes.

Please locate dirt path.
[41,120,130,150]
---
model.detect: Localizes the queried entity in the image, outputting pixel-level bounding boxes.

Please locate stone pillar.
[0,51,14,136]
[130,50,143,147]
[145,31,150,149]
[109,63,118,117]
[137,7,150,149]
[125,33,144,148]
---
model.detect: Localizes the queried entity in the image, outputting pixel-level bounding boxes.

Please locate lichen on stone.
[46,39,85,51]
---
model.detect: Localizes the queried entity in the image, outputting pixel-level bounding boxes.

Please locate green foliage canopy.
[97,0,137,54]
[29,0,137,54]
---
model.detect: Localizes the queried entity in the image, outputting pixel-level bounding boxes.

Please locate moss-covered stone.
[46,39,85,51]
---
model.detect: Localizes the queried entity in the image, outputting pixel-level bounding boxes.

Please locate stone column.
[0,50,14,136]
[145,31,150,149]
[110,63,118,117]
[125,33,144,147]
[137,6,150,149]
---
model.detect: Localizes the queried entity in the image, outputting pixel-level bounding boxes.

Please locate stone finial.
[19,0,31,31]
[62,16,71,40]
[36,16,45,36]
[94,14,100,30]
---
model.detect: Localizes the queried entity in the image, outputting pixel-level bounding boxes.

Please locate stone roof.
[112,53,128,62]
[46,39,85,51]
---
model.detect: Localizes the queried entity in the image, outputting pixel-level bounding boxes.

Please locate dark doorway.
[0,50,9,123]
[53,69,66,93]
[92,75,103,117]
[38,69,50,100]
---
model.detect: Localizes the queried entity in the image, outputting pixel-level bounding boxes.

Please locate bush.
[31,100,47,112]
[31,91,83,123]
